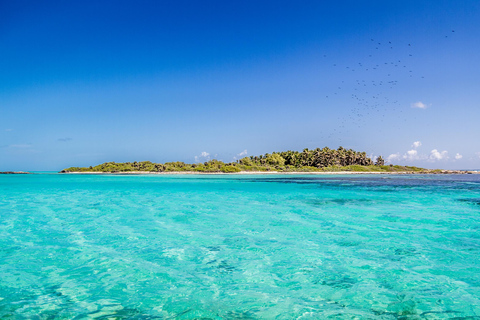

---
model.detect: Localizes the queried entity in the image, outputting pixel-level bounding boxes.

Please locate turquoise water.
[1,174,480,319]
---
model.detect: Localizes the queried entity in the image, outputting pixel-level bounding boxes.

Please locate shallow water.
[1,173,480,318]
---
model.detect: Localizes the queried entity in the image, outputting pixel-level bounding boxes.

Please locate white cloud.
[388,145,425,163]
[233,149,248,161]
[403,149,419,160]
[195,151,211,163]
[5,129,13,132]
[412,141,422,148]
[430,149,448,161]
[476,152,480,159]
[389,145,454,164]
[387,153,401,163]
[411,101,428,109]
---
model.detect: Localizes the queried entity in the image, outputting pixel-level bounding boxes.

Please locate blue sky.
[1,0,479,170]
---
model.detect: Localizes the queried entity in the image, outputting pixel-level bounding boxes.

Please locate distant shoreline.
[3,170,478,175]
[0,171,32,174]
[61,147,479,175]
[60,170,478,175]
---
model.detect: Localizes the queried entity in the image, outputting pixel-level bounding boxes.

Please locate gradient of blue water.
[1,174,480,318]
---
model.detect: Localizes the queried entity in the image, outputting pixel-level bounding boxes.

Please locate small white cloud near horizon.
[412,141,422,148]
[411,101,428,109]
[238,150,247,157]
[387,153,401,163]
[233,149,248,160]
[388,144,454,164]
[403,149,419,160]
[195,151,211,163]
[430,149,448,161]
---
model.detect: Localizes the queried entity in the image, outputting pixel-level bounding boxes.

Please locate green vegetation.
[61,147,429,173]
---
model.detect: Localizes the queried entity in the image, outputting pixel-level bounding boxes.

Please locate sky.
[1,0,480,170]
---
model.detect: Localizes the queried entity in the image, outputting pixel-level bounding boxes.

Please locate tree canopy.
[61,147,424,173]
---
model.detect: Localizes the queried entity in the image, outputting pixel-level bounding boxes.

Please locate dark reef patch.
[314,274,357,289]
[393,247,417,256]
[458,198,480,206]
[308,198,373,206]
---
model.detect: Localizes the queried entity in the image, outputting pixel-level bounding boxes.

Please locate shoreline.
[60,170,479,175]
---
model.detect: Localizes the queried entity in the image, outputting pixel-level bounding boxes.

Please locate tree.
[239,157,253,166]
[375,156,385,166]
[265,153,285,166]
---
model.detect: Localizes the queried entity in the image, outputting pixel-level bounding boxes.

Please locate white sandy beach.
[62,170,478,175]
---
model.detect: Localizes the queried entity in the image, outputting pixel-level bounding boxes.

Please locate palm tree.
[375,156,385,166]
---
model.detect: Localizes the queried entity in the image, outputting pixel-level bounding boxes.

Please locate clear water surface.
[1,173,480,319]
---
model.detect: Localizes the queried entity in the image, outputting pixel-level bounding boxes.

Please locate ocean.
[1,173,479,318]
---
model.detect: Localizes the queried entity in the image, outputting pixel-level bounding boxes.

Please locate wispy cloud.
[58,137,73,142]
[455,153,463,160]
[194,151,210,163]
[233,149,248,160]
[411,101,428,109]
[1,144,37,154]
[9,144,33,149]
[5,129,13,132]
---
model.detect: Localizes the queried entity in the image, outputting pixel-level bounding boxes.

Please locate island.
[0,171,32,174]
[60,147,473,174]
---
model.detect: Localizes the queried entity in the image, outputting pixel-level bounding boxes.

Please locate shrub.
[221,165,241,173]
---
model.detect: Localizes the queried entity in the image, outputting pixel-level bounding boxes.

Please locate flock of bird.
[320,30,456,141]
